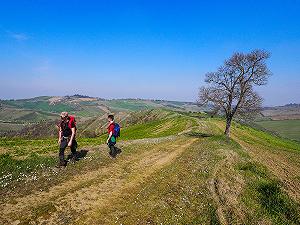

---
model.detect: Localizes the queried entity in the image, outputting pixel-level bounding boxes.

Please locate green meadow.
[256,119,300,142]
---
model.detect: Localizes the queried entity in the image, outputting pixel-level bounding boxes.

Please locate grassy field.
[106,99,156,111]
[3,99,77,113]
[0,111,300,224]
[0,122,24,132]
[256,119,300,142]
[0,112,195,183]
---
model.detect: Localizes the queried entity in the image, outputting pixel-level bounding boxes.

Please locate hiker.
[57,112,77,167]
[106,114,120,158]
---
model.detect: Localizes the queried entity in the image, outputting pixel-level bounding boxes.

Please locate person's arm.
[68,127,76,147]
[107,131,113,144]
[58,127,62,144]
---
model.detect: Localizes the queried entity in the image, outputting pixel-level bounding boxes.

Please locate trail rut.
[0,137,197,224]
[208,148,245,225]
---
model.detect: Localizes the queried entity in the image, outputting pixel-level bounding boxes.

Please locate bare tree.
[198,50,271,137]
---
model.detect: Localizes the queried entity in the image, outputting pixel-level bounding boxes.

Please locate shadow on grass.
[67,149,89,161]
[186,132,214,138]
[257,180,300,224]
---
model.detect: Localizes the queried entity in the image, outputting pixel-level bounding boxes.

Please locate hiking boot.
[55,160,66,168]
[109,153,116,159]
[69,157,76,164]
[116,148,122,155]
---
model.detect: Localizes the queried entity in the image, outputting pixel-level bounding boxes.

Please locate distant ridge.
[263,103,300,110]
[282,103,300,108]
[1,94,196,104]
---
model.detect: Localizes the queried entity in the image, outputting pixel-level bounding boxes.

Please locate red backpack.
[68,116,76,129]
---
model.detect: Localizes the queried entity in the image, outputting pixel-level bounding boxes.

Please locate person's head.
[108,114,114,122]
[60,112,69,121]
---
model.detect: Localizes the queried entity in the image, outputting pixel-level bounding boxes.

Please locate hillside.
[0,110,300,224]
[2,95,298,140]
[0,95,202,137]
[260,104,300,120]
[254,104,300,142]
[0,95,201,116]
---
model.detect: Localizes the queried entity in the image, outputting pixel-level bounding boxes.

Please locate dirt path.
[0,137,197,224]
[208,148,246,225]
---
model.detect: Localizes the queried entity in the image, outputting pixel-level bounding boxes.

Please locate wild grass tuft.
[256,180,300,225]
[238,160,300,225]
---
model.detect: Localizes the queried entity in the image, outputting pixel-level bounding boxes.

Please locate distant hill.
[282,103,300,108]
[253,103,300,141]
[0,95,203,137]
[0,95,202,115]
[261,103,300,120]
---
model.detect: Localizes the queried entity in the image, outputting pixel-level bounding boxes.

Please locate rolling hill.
[0,95,203,137]
[1,95,299,144]
[260,104,300,120]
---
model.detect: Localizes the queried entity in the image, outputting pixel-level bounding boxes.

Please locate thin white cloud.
[7,31,29,41]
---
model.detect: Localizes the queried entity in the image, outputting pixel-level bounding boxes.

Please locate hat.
[60,112,68,118]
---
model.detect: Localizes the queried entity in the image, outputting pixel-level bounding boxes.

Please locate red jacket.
[107,122,115,134]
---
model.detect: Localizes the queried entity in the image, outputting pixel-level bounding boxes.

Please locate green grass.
[1,113,300,224]
[256,180,300,224]
[0,122,24,132]
[0,152,56,186]
[16,111,57,122]
[207,125,300,225]
[119,115,195,140]
[0,113,195,187]
[0,137,106,156]
[237,162,267,178]
[87,137,221,224]
[233,122,300,153]
[0,113,195,155]
[256,119,300,142]
[106,99,156,111]
[238,162,300,225]
[75,110,103,117]
[3,100,76,113]
[0,108,57,123]
[0,138,58,154]
[236,153,300,225]
[0,136,102,183]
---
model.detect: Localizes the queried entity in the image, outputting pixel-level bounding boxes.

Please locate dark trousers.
[108,140,116,157]
[59,138,77,162]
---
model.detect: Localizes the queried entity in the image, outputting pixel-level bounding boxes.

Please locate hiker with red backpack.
[106,114,120,158]
[57,112,77,167]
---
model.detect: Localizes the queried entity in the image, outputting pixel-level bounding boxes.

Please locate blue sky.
[0,0,299,105]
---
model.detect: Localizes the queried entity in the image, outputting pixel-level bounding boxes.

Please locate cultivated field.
[256,119,300,142]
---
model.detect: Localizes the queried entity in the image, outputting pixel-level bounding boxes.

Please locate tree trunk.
[224,116,232,138]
